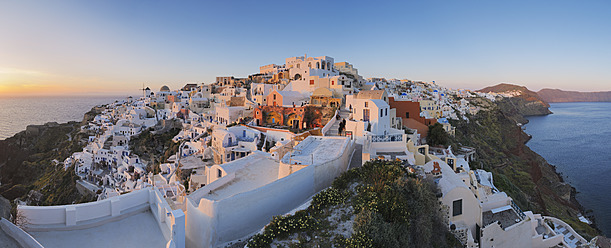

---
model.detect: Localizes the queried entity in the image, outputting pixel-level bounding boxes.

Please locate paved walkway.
[324,110,350,136]
[0,229,21,248]
[30,210,167,248]
[349,144,363,169]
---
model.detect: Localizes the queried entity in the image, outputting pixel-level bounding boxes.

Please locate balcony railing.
[237,136,255,142]
[369,134,403,143]
[511,200,526,220]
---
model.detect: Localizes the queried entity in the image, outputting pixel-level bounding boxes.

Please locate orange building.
[388,97,437,137]
[254,105,327,130]
[265,90,305,107]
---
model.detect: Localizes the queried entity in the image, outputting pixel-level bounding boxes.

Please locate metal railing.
[511,200,526,220]
[369,134,403,142]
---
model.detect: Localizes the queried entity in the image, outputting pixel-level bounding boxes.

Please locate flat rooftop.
[281,136,349,165]
[203,153,278,201]
[28,210,167,248]
[483,208,521,229]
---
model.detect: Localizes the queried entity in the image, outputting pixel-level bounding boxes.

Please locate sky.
[1,0,610,96]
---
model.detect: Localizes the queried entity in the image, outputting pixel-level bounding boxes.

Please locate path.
[348,144,363,169]
[324,109,350,136]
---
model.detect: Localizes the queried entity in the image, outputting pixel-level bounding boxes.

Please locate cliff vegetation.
[246,160,461,248]
[0,107,105,219]
[450,97,599,239]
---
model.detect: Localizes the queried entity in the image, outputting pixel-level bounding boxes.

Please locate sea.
[0,96,126,140]
[525,102,611,236]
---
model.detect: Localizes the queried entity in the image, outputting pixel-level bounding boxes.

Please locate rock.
[538,88,611,103]
[478,83,552,122]
[583,236,611,248]
[0,195,10,219]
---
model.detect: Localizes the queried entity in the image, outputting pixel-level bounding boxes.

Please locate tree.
[427,123,449,147]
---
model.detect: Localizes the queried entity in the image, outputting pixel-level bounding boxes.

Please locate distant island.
[537,88,611,103]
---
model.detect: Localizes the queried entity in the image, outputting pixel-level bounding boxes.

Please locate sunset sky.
[1,0,610,96]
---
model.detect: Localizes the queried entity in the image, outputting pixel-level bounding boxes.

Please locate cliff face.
[538,88,611,103]
[0,107,103,209]
[478,84,552,121]
[450,98,599,239]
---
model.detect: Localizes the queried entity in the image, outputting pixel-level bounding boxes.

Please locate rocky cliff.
[478,83,552,122]
[0,107,103,217]
[450,98,599,239]
[538,88,611,103]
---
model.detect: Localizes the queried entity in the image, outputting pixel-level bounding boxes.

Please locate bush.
[427,122,450,147]
[247,210,318,248]
[311,188,347,211]
[248,159,460,248]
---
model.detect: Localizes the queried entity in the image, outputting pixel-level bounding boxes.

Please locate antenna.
[139,83,147,98]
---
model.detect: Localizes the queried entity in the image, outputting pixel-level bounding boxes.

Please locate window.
[217,169,223,178]
[380,110,383,117]
[453,199,462,216]
[365,102,368,107]
[226,154,230,159]
[406,112,410,118]
[310,80,314,85]
[363,109,370,122]
[273,94,276,100]
[385,108,388,116]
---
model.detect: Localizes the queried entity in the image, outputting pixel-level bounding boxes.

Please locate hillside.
[538,88,611,103]
[245,160,461,248]
[478,83,552,121]
[450,97,599,239]
[0,107,104,219]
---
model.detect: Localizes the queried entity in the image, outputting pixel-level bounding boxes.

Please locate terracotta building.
[254,105,328,130]
[388,97,437,137]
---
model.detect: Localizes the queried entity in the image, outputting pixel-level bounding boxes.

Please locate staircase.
[325,110,351,136]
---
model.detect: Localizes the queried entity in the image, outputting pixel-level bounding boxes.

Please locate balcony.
[369,134,403,143]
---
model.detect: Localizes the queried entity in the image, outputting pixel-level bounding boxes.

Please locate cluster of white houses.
[1,55,595,248]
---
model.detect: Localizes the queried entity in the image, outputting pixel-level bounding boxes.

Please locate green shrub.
[247,210,318,248]
[310,188,347,211]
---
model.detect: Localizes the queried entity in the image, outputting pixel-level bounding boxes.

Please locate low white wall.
[186,138,355,248]
[19,189,149,227]
[213,165,316,246]
[185,199,215,248]
[543,216,587,244]
[481,220,532,248]
[150,188,185,248]
[18,188,185,248]
[313,139,353,192]
[0,218,44,248]
[191,173,236,201]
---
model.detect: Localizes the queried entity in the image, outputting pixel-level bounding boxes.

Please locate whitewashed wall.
[18,188,185,248]
[185,138,355,248]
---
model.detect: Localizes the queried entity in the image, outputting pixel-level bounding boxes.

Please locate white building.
[423,160,587,248]
[186,136,354,248]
